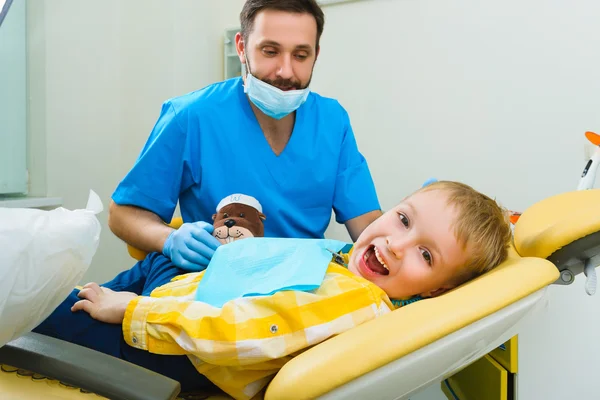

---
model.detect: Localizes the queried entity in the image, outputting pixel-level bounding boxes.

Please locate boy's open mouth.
[363,245,389,276]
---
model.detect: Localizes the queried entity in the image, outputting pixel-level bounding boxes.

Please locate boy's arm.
[72,283,137,324]
[74,274,393,366]
[122,282,391,366]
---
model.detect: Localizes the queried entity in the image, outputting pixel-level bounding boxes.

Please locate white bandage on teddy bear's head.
[216,194,263,213]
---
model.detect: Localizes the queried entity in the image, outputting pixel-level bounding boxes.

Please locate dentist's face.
[236,9,319,91]
[348,190,469,299]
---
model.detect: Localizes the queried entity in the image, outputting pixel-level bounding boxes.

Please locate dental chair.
[1,189,599,400]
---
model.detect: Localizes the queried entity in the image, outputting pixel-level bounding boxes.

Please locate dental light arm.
[578,131,600,191]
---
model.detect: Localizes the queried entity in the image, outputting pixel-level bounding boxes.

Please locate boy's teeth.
[374,248,389,271]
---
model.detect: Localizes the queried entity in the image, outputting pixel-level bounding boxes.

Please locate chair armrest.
[0,332,180,400]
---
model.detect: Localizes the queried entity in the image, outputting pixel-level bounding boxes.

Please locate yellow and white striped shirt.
[123,255,395,400]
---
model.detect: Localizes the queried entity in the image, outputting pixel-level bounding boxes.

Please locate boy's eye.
[239,213,245,218]
[421,249,433,266]
[223,213,229,218]
[398,213,409,227]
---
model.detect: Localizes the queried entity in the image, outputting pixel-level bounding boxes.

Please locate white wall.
[27,0,245,283]
[315,0,600,399]
[26,0,600,398]
[0,0,27,194]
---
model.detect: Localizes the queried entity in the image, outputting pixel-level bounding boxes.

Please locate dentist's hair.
[415,181,512,285]
[240,0,325,48]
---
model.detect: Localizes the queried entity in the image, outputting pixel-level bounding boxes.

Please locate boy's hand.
[72,282,137,324]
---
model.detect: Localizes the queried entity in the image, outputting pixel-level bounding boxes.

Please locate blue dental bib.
[194,237,349,307]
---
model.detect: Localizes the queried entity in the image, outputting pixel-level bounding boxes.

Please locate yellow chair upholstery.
[127,217,183,261]
[514,189,600,258]
[0,365,230,400]
[0,365,108,400]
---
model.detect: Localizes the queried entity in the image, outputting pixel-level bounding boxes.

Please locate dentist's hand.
[162,221,222,271]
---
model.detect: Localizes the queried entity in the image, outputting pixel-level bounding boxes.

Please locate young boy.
[33,181,511,400]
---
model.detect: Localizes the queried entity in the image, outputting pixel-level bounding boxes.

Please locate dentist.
[108,0,381,272]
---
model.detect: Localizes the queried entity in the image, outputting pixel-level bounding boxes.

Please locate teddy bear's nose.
[224,219,236,228]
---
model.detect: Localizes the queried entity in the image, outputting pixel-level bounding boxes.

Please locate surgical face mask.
[242,62,310,120]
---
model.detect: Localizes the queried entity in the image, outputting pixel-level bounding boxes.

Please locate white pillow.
[0,191,102,347]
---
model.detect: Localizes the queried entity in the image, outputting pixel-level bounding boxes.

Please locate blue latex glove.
[422,177,438,187]
[162,221,222,271]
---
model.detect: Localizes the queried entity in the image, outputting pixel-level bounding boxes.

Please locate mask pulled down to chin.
[242,63,310,120]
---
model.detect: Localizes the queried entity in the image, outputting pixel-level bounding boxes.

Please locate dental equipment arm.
[0,332,180,400]
[584,258,597,296]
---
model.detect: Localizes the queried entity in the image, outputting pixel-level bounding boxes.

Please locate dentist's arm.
[344,210,382,242]
[108,201,172,254]
[108,201,221,271]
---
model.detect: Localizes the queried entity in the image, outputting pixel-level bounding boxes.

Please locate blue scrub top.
[112,77,380,239]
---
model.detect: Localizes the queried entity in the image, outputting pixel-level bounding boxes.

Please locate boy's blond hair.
[415,181,512,284]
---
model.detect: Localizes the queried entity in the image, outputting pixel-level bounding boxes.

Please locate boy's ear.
[259,212,266,221]
[212,213,217,221]
[421,285,456,298]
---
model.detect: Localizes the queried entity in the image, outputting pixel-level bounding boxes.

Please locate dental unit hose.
[584,260,597,296]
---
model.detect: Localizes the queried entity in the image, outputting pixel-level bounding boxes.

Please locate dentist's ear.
[234,32,246,64]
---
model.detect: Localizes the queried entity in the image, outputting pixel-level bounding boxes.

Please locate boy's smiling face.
[348,190,470,299]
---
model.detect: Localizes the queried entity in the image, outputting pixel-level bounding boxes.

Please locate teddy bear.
[212,194,266,244]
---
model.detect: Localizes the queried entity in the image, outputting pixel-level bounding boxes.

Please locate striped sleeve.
[122,266,392,367]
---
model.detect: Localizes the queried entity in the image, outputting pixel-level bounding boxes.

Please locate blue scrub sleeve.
[112,101,190,223]
[333,115,381,223]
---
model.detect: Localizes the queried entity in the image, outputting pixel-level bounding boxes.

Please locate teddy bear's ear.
[259,212,266,221]
[212,213,217,221]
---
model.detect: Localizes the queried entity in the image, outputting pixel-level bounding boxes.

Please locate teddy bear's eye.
[239,213,245,218]
[223,213,229,218]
